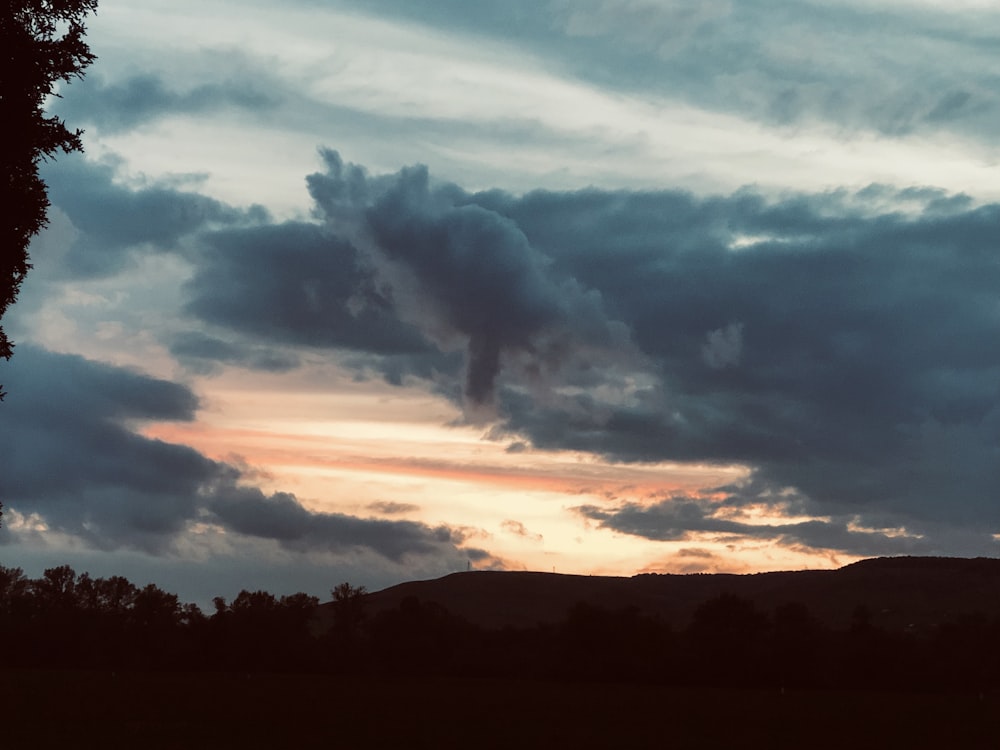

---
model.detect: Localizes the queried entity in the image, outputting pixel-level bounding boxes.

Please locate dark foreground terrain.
[6,556,1000,748]
[3,670,998,749]
[356,556,1000,630]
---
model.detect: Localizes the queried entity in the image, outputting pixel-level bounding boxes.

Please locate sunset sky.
[3,0,1000,607]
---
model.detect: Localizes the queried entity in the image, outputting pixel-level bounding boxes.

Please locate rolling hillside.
[344,556,1000,631]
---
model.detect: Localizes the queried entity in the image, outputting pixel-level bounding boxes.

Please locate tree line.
[2,564,999,692]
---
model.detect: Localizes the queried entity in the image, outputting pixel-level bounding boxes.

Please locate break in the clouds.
[0,347,481,568]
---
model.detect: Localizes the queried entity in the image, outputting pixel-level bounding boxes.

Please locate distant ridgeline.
[3,557,1000,690]
[356,555,1000,631]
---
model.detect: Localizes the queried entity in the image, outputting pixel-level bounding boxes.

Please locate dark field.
[3,670,998,749]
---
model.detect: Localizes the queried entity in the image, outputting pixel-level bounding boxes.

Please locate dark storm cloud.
[307,150,631,404]
[0,347,480,564]
[50,72,280,134]
[2,345,199,424]
[270,153,999,547]
[575,497,940,558]
[184,220,437,358]
[41,154,269,277]
[210,487,466,562]
[0,346,219,551]
[477,184,1000,534]
[35,141,1000,552]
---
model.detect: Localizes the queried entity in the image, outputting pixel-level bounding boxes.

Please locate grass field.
[2,670,997,748]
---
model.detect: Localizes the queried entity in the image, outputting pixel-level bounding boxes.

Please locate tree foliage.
[0,0,98,399]
[2,564,1000,691]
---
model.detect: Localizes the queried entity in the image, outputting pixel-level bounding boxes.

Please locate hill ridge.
[350,556,1000,630]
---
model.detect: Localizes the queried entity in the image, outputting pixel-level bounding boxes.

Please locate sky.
[3,0,1000,607]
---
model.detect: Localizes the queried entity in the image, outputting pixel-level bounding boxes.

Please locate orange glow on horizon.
[133,368,845,579]
[142,420,748,503]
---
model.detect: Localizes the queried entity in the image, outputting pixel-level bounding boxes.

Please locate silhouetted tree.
[0,565,29,640]
[206,589,320,671]
[1,0,98,398]
[76,572,138,615]
[928,612,999,691]
[330,581,367,638]
[686,593,770,684]
[366,596,480,676]
[25,564,82,664]
[32,563,78,611]
[325,582,368,672]
[770,600,828,688]
[557,602,672,682]
[126,582,185,667]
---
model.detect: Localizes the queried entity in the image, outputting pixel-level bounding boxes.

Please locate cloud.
[545,0,1000,141]
[501,519,543,542]
[209,486,465,562]
[576,498,923,558]
[0,346,482,565]
[11,0,1000,581]
[573,482,967,560]
[554,0,732,56]
[0,346,217,551]
[50,72,280,134]
[465,184,1000,536]
[41,154,269,278]
[184,220,438,358]
[367,501,420,515]
[701,322,743,370]
[132,149,1000,551]
[28,143,1000,557]
[168,330,300,374]
[577,482,1000,560]
[306,149,636,406]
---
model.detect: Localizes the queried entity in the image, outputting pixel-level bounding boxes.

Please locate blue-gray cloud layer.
[40,154,269,278]
[28,0,1000,563]
[51,71,280,134]
[52,2,1000,197]
[161,151,1000,557]
[306,150,627,403]
[185,220,434,356]
[299,0,1000,143]
[0,346,478,564]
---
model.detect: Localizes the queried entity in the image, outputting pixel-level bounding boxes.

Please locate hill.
[345,556,1000,631]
